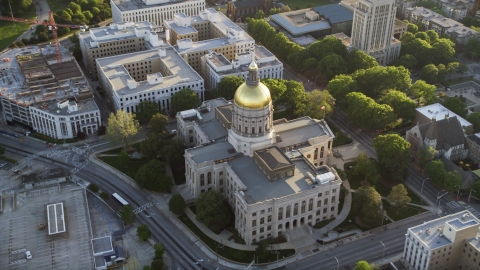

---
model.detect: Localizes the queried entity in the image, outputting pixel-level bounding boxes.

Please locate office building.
[0,46,101,139]
[201,45,283,90]
[177,58,342,244]
[110,0,205,26]
[96,46,204,115]
[226,0,273,22]
[402,210,480,270]
[79,21,164,80]
[438,0,469,21]
[351,0,401,65]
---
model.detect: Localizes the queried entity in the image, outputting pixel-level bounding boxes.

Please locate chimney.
[445,113,449,119]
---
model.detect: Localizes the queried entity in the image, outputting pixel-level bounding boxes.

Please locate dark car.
[316,239,324,245]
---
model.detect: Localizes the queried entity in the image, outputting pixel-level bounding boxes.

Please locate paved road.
[1,135,221,270]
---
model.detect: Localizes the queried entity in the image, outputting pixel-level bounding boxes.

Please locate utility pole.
[8,0,15,28]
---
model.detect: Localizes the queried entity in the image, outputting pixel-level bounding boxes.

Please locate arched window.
[301,201,306,214]
[320,146,324,158]
[286,205,291,218]
[200,174,204,186]
[207,172,211,184]
[293,203,298,215]
[278,207,283,220]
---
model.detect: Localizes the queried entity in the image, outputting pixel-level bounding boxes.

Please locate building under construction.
[0,45,101,139]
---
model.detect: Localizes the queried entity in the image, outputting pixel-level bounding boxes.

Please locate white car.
[25,251,32,260]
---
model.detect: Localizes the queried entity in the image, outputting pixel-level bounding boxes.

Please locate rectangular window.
[252,220,256,227]
[260,217,264,225]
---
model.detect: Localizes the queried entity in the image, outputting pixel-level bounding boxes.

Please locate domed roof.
[234,82,271,109]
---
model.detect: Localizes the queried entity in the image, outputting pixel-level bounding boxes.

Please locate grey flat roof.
[229,156,328,204]
[274,117,335,148]
[313,4,353,24]
[416,103,472,128]
[270,12,331,36]
[47,202,66,235]
[256,146,293,170]
[91,236,113,254]
[408,210,480,250]
[165,20,198,35]
[186,141,239,163]
[112,0,203,12]
[96,46,202,95]
[31,99,99,116]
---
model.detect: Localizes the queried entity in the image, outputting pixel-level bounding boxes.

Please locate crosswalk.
[465,206,480,219]
[445,201,460,209]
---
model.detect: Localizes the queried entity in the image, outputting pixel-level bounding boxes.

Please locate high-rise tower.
[351,0,400,65]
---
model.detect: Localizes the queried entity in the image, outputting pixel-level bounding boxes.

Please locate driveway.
[16,0,51,42]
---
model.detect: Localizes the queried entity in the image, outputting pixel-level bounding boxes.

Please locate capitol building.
[177,58,343,244]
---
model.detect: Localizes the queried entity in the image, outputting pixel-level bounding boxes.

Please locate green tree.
[387,184,411,211]
[377,90,416,120]
[68,2,82,14]
[456,63,468,78]
[106,110,139,148]
[446,62,459,79]
[471,181,480,198]
[137,224,151,241]
[148,113,169,135]
[151,260,164,270]
[0,144,4,155]
[426,30,439,44]
[162,138,186,168]
[140,113,170,160]
[467,112,480,133]
[295,90,335,119]
[135,159,173,192]
[419,146,436,171]
[355,260,372,270]
[344,92,394,130]
[464,38,480,60]
[254,9,265,19]
[352,153,379,185]
[415,32,430,43]
[307,36,347,61]
[154,242,165,259]
[442,97,467,118]
[83,10,93,21]
[211,76,244,100]
[444,171,462,192]
[37,32,48,42]
[255,241,269,259]
[326,74,357,105]
[283,80,306,113]
[393,54,418,69]
[143,266,152,270]
[169,194,187,215]
[372,134,411,184]
[410,80,437,105]
[29,37,38,44]
[195,190,230,233]
[425,160,446,186]
[261,78,287,109]
[120,205,136,225]
[135,100,159,124]
[353,186,383,227]
[318,54,348,80]
[432,38,455,65]
[407,24,418,33]
[171,88,200,114]
[346,50,378,74]
[352,66,411,98]
[88,183,99,193]
[420,64,438,83]
[118,150,130,168]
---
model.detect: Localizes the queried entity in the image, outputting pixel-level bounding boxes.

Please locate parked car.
[25,251,32,260]
[316,239,324,245]
[0,162,7,168]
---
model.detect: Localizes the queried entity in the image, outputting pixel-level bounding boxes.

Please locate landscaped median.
[178,210,296,264]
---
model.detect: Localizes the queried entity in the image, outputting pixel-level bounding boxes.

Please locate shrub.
[88,183,99,193]
[100,192,110,200]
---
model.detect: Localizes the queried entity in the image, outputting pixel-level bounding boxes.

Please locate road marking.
[465,206,480,218]
[446,201,460,209]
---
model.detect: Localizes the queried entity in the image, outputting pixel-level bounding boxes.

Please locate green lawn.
[313,218,335,229]
[179,215,295,263]
[47,0,71,14]
[0,4,37,51]
[443,77,474,87]
[384,204,424,221]
[101,156,147,178]
[273,107,295,120]
[280,0,333,9]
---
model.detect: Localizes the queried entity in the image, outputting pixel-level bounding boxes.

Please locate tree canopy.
[195,190,231,233]
[410,80,437,105]
[169,194,187,215]
[136,100,159,124]
[136,224,151,241]
[387,184,411,211]
[346,50,378,74]
[467,112,480,133]
[353,186,383,227]
[442,97,467,118]
[318,53,348,80]
[262,78,287,109]
[352,153,379,185]
[106,110,139,147]
[420,64,439,83]
[135,159,173,192]
[211,76,244,100]
[352,66,411,98]
[326,75,357,105]
[377,90,416,120]
[372,134,411,184]
[426,160,462,192]
[171,88,201,114]
[295,90,335,119]
[344,92,395,130]
[120,205,136,225]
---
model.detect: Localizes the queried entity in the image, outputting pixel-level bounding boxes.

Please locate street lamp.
[455,185,460,200]
[420,178,429,195]
[334,256,339,270]
[436,190,448,212]
[469,189,477,203]
[380,241,386,261]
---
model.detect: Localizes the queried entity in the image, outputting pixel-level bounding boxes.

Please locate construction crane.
[0,11,87,67]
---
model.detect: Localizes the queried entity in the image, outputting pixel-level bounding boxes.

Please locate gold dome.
[234,82,272,109]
